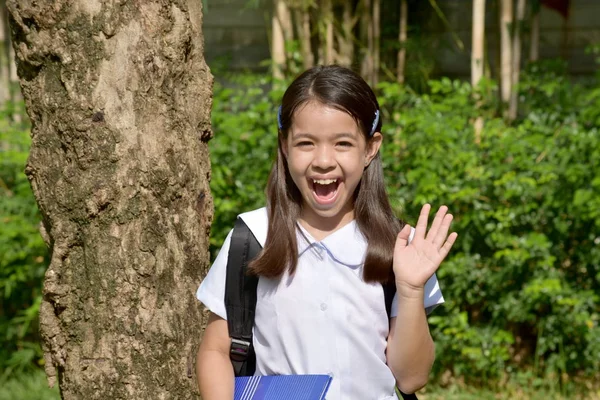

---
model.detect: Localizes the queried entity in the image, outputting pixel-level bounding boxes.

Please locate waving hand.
[393,204,458,297]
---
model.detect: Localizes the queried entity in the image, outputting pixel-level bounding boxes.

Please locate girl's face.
[283,101,382,230]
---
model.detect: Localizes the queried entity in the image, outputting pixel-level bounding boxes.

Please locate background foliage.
[1,61,599,397]
[209,60,600,394]
[0,102,48,381]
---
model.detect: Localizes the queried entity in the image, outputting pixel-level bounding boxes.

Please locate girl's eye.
[338,141,353,147]
[296,141,313,147]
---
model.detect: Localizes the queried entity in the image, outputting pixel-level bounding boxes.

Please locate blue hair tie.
[370,109,380,136]
[277,106,283,130]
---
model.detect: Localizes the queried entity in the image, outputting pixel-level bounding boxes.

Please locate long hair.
[249,65,403,283]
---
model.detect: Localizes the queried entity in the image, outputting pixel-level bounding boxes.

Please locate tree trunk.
[294,6,314,70]
[0,0,10,108]
[7,1,213,398]
[360,0,375,85]
[272,0,287,79]
[500,0,513,108]
[7,2,21,122]
[372,0,380,86]
[324,0,334,65]
[472,0,486,144]
[509,0,526,121]
[397,0,407,84]
[336,1,355,68]
[280,1,294,44]
[529,7,540,61]
[471,0,485,88]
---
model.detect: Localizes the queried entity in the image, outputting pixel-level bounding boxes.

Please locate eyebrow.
[292,132,358,140]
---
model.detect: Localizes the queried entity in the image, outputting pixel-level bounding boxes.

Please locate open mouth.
[311,178,340,204]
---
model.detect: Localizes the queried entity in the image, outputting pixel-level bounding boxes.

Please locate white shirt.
[197,207,444,400]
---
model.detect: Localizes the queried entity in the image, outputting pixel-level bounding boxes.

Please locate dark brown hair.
[249,65,403,283]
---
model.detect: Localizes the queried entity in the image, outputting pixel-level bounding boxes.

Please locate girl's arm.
[386,287,435,394]
[387,204,457,394]
[196,312,235,399]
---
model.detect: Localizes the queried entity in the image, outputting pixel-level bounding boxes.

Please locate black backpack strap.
[225,218,261,376]
[398,391,418,399]
[383,279,396,318]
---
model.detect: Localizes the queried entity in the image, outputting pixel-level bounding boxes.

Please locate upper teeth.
[313,179,337,185]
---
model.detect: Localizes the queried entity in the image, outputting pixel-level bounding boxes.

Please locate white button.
[320,303,328,311]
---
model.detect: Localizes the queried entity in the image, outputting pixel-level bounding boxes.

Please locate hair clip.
[277,106,283,130]
[370,109,380,136]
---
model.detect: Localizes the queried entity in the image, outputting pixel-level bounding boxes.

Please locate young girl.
[196,65,457,400]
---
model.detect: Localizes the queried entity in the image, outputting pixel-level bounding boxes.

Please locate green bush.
[1,62,598,393]
[378,69,600,387]
[0,105,47,379]
[209,74,284,257]
[0,370,60,400]
[209,63,600,391]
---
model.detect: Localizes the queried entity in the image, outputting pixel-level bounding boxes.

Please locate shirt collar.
[238,207,369,268]
[296,221,367,268]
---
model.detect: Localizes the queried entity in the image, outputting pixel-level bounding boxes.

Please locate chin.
[306,197,352,221]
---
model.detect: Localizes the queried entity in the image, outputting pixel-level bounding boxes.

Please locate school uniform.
[197,207,444,400]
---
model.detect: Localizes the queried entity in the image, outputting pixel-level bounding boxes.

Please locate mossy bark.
[6,1,213,398]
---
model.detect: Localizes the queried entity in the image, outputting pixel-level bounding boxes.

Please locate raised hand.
[393,204,457,297]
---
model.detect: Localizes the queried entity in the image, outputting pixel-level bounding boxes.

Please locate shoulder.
[238,207,268,247]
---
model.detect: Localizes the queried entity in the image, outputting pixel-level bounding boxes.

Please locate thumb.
[394,224,412,251]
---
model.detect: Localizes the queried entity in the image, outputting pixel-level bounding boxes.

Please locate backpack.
[224,218,418,400]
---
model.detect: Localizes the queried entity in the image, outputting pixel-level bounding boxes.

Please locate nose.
[312,144,336,170]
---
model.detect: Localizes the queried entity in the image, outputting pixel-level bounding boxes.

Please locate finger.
[432,213,454,248]
[394,224,412,251]
[415,204,431,240]
[426,205,448,241]
[438,232,458,259]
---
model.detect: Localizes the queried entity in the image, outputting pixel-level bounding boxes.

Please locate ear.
[280,134,289,159]
[364,132,383,167]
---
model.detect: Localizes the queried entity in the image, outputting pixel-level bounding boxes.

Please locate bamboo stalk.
[360,0,375,85]
[472,0,486,144]
[0,2,10,108]
[324,0,334,64]
[529,7,540,62]
[337,0,354,67]
[500,0,513,107]
[295,6,314,70]
[509,0,526,121]
[397,0,407,84]
[471,0,485,88]
[372,0,380,86]
[272,0,286,79]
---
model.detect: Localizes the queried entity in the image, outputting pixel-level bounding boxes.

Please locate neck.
[298,205,355,241]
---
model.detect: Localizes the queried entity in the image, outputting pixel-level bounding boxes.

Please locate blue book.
[234,375,332,400]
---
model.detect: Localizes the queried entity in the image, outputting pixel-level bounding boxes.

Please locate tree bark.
[7,1,213,398]
[500,0,513,108]
[272,0,287,79]
[509,0,526,121]
[397,0,407,84]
